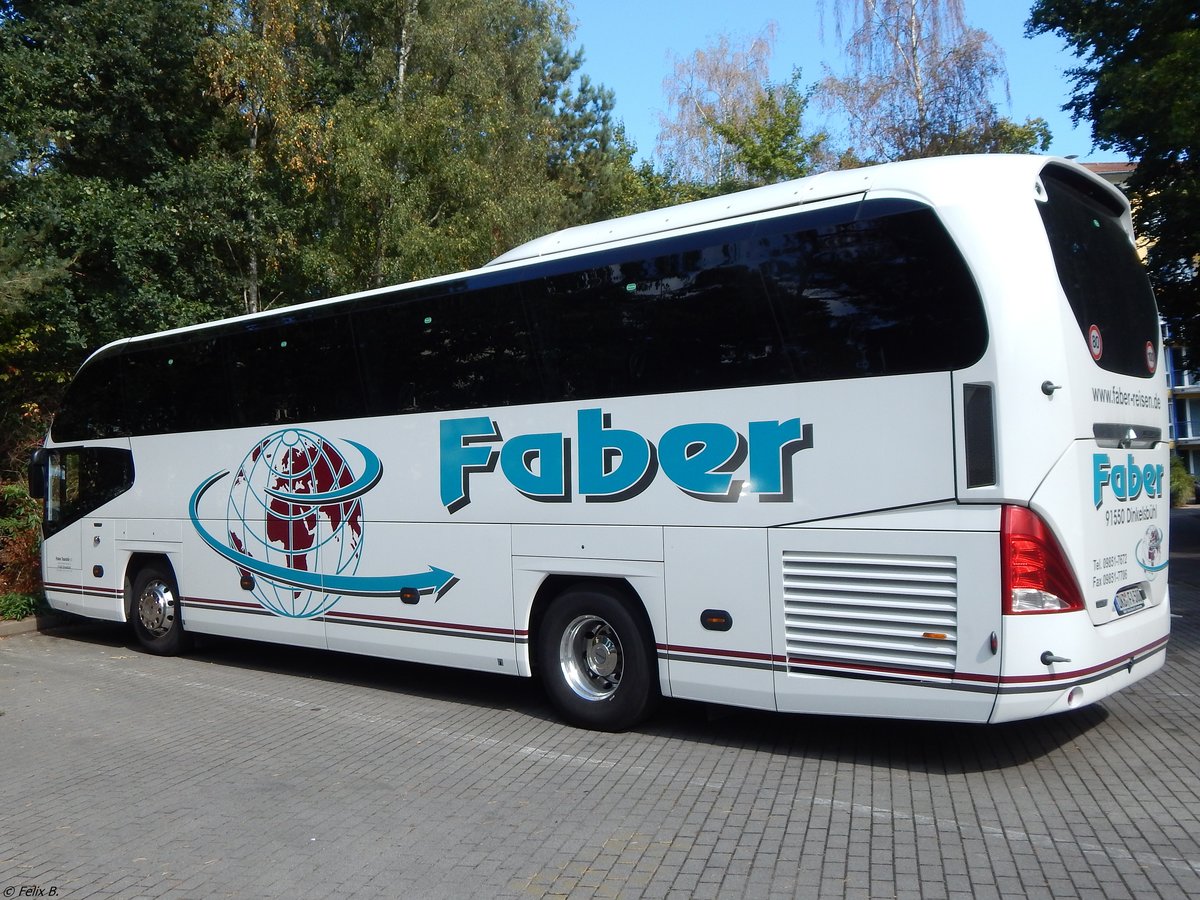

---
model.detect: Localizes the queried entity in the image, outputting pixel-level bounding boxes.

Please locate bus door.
[35,445,132,620]
[37,449,83,612]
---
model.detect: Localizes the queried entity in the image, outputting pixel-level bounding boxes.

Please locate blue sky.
[568,0,1119,164]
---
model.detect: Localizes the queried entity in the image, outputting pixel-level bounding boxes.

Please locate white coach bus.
[29,155,1170,731]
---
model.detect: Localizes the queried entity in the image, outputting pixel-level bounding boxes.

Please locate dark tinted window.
[51,196,988,439]
[527,222,792,400]
[1038,166,1160,378]
[51,348,127,441]
[354,282,539,415]
[226,312,364,426]
[757,201,986,381]
[523,199,985,401]
[123,335,233,435]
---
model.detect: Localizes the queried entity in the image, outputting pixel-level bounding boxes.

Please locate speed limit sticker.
[1088,324,1103,361]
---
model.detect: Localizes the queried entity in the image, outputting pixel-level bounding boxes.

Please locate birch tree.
[656,25,778,185]
[820,0,1049,161]
[657,24,828,189]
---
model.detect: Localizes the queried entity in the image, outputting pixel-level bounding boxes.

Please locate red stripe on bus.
[997,636,1169,685]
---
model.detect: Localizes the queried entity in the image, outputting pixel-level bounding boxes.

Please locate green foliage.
[0,480,41,607]
[0,0,641,472]
[1028,0,1200,328]
[713,69,827,186]
[0,0,255,471]
[657,24,780,185]
[0,592,39,621]
[1170,454,1196,508]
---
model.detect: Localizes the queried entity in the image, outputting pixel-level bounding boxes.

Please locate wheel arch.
[123,552,179,621]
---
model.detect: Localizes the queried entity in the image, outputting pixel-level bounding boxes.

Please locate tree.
[0,0,635,600]
[1028,0,1200,327]
[714,69,829,185]
[316,0,623,290]
[0,0,252,394]
[202,0,337,313]
[820,0,1050,161]
[657,24,766,185]
[0,133,70,319]
[0,0,634,419]
[656,24,828,190]
[542,37,637,224]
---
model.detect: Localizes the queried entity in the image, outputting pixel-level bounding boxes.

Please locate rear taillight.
[1001,505,1086,614]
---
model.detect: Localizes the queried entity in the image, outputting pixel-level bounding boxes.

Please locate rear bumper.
[990,590,1170,722]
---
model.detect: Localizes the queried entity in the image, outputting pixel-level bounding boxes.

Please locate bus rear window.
[1037,166,1160,378]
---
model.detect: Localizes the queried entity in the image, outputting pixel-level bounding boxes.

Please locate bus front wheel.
[538,586,658,731]
[130,564,190,655]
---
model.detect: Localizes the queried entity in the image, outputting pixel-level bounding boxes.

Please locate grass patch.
[0,592,39,620]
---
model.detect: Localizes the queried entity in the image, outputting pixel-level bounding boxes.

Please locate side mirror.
[28,448,48,500]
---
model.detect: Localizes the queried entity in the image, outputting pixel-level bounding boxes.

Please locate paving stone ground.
[2,512,1199,899]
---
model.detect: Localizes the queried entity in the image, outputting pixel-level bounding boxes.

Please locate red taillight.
[1001,505,1086,614]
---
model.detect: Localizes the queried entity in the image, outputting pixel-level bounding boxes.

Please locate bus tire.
[130,564,190,656]
[538,585,659,731]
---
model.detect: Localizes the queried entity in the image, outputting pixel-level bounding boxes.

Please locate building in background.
[1163,321,1200,482]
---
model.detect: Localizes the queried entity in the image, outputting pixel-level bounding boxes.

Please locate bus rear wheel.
[538,586,658,731]
[130,564,190,655]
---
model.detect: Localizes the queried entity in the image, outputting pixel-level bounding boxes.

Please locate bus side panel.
[325,523,518,674]
[180,482,328,650]
[179,514,328,650]
[43,518,125,622]
[769,524,1001,723]
[662,527,776,711]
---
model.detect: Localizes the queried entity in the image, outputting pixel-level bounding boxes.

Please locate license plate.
[1114,586,1146,616]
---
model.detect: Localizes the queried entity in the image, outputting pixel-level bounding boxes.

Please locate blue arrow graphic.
[190,471,456,600]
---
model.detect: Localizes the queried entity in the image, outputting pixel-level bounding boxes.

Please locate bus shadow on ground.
[45,616,1115,776]
[646,699,1110,776]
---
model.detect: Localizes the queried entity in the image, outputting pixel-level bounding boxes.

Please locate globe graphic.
[226,428,365,618]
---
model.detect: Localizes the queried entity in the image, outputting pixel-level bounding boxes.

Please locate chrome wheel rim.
[137,580,176,638]
[559,614,623,701]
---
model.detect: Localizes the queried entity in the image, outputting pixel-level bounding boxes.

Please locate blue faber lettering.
[748,418,814,501]
[1092,453,1164,509]
[499,431,571,502]
[441,409,813,513]
[578,409,657,502]
[658,422,746,501]
[440,417,501,514]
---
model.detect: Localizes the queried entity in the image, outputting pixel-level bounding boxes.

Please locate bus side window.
[353,282,539,415]
[45,451,74,529]
[526,226,789,401]
[763,206,986,380]
[42,448,134,537]
[227,313,365,427]
[51,350,128,442]
[123,337,233,435]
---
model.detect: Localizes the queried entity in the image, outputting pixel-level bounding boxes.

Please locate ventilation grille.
[782,549,958,675]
